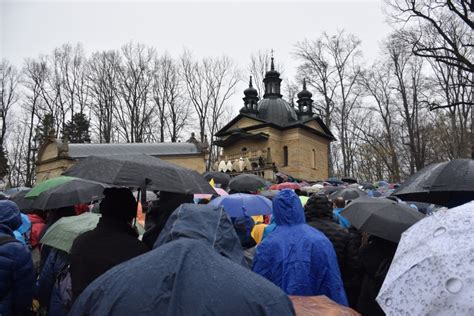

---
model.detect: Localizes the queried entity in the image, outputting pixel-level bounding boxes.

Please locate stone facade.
[35,135,207,184]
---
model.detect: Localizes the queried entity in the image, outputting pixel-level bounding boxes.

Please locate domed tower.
[296,78,313,119]
[241,76,259,114]
[263,57,282,99]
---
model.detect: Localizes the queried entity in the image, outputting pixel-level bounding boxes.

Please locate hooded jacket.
[252,189,348,306]
[69,204,295,316]
[0,200,35,316]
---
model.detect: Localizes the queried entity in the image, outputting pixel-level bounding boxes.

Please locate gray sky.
[1,0,392,109]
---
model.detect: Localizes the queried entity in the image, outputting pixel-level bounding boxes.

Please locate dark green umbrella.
[63,154,215,195]
[40,212,100,253]
[26,176,76,199]
[29,178,107,210]
[340,197,424,243]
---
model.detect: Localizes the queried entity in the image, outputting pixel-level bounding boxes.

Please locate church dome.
[244,76,258,97]
[297,79,312,99]
[257,98,298,126]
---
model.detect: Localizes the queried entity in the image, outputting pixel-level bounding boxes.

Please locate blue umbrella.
[209,193,272,217]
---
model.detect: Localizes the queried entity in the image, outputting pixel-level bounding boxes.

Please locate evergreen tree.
[35,113,56,146]
[0,146,9,179]
[63,113,91,143]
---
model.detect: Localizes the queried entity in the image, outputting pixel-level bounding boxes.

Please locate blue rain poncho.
[69,203,295,316]
[252,189,348,305]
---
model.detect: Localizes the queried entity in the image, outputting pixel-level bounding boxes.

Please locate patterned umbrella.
[377,201,474,315]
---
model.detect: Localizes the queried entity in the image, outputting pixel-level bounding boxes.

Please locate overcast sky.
[1,0,393,109]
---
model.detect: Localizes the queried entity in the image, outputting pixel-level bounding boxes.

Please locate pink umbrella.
[271,182,302,190]
[194,188,228,200]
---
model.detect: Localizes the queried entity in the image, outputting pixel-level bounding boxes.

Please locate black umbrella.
[340,197,425,243]
[341,177,358,184]
[202,171,230,189]
[329,188,366,201]
[63,154,215,195]
[30,178,107,210]
[228,174,267,192]
[392,159,474,207]
[321,185,344,195]
[9,190,34,211]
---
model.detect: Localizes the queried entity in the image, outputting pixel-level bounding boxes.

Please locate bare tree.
[181,51,240,169]
[88,50,121,143]
[0,60,21,147]
[115,42,155,143]
[387,0,473,75]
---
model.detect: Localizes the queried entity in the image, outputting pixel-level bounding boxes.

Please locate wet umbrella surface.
[63,154,215,194]
[377,201,474,315]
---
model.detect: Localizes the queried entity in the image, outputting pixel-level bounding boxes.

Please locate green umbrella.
[299,196,309,206]
[40,212,100,253]
[26,176,77,199]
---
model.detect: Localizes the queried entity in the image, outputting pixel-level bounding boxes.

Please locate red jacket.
[27,214,46,248]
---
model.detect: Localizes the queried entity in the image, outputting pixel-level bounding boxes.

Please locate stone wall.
[160,155,207,174]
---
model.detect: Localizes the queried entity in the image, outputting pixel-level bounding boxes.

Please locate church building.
[214,57,335,181]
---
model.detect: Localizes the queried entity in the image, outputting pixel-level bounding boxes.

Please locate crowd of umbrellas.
[4,156,474,315]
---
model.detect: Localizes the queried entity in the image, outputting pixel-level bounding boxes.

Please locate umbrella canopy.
[270,182,301,190]
[299,196,309,206]
[202,171,231,189]
[228,174,266,192]
[329,188,366,201]
[258,190,280,200]
[26,176,77,199]
[209,193,272,217]
[326,178,344,186]
[40,212,100,253]
[9,190,34,211]
[392,159,474,207]
[194,188,228,200]
[28,178,107,210]
[377,201,474,315]
[341,177,358,184]
[301,186,321,194]
[4,186,31,197]
[340,197,424,242]
[321,185,344,195]
[289,296,359,316]
[63,154,215,195]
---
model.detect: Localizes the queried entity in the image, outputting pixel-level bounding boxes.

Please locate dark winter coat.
[69,204,295,316]
[69,217,149,300]
[253,190,348,306]
[357,236,398,316]
[304,203,363,308]
[36,248,69,316]
[0,200,35,316]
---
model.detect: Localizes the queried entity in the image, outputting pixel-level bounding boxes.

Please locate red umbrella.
[271,182,301,190]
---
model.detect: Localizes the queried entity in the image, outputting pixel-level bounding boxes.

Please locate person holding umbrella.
[69,188,149,301]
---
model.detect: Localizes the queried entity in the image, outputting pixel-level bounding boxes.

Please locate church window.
[312,149,316,169]
[241,147,247,152]
[283,146,288,166]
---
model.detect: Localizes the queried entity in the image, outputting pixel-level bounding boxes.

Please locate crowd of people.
[0,177,455,315]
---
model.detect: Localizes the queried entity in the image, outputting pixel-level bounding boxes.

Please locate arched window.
[241,147,247,152]
[283,146,288,166]
[312,149,316,169]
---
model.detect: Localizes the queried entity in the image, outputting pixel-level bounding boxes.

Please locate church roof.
[68,142,202,159]
[256,98,298,126]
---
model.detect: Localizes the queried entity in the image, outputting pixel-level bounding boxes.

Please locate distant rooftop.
[68,142,201,159]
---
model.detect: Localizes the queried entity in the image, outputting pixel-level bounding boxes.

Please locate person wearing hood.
[233,216,257,267]
[142,191,194,248]
[304,194,362,308]
[0,200,35,316]
[252,189,348,306]
[69,203,295,316]
[70,188,149,301]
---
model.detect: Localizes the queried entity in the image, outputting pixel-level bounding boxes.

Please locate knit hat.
[305,194,332,218]
[100,188,137,221]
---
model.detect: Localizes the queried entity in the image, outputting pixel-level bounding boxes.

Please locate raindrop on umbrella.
[433,226,446,237]
[445,278,463,294]
[384,298,393,306]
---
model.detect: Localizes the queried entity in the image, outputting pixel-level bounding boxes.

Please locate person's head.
[305,194,332,219]
[100,188,137,222]
[0,200,22,232]
[334,197,345,208]
[273,189,305,226]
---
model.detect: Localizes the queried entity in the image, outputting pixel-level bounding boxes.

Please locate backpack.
[55,264,73,309]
